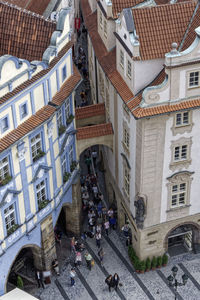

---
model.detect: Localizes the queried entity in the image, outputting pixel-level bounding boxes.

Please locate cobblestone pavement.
[31,23,200,300]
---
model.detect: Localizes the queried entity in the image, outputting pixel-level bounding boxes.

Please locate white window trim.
[120,50,124,69]
[171,111,193,136]
[170,137,192,171]
[4,204,16,231]
[0,156,10,181]
[36,180,47,204]
[127,60,132,79]
[31,133,42,161]
[188,71,199,88]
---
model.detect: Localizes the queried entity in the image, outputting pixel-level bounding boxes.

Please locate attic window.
[124,34,127,39]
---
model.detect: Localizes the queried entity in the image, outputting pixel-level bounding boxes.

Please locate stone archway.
[6,244,42,292]
[164,222,200,255]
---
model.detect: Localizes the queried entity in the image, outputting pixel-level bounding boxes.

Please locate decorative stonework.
[47,122,54,138]
[17,147,27,162]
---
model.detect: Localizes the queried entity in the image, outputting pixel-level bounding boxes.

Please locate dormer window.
[189,71,199,87]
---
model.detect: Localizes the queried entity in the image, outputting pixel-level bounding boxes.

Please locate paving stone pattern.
[31,25,200,300]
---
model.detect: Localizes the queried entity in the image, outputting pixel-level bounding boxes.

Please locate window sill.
[166,204,191,213]
[171,123,193,136]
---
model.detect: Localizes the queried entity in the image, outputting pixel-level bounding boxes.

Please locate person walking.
[70,268,76,286]
[98,248,105,265]
[104,219,110,236]
[52,259,60,275]
[85,156,92,174]
[85,252,92,270]
[75,251,82,267]
[105,274,113,292]
[71,237,76,253]
[96,231,101,248]
[35,270,45,289]
[113,273,120,291]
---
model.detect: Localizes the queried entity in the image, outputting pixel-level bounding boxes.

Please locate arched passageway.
[164,223,200,256]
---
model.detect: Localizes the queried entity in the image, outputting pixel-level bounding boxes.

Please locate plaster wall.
[33,84,45,112]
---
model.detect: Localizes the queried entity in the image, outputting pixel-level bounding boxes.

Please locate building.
[0,2,81,295]
[82,0,200,259]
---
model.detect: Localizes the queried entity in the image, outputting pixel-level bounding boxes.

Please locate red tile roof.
[51,65,82,106]
[4,0,50,15]
[75,103,105,120]
[77,123,113,140]
[0,39,74,106]
[0,1,56,62]
[111,0,144,19]
[0,105,56,153]
[132,2,196,60]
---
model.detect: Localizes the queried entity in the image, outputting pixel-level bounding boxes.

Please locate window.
[124,127,130,149]
[189,71,199,87]
[69,145,73,166]
[124,166,130,197]
[170,137,192,171]
[171,183,186,207]
[4,204,16,231]
[174,145,187,161]
[127,60,132,79]
[167,171,193,212]
[65,99,70,120]
[0,156,10,181]
[20,103,28,119]
[62,65,67,82]
[57,108,63,129]
[175,112,189,127]
[61,154,67,175]
[99,11,103,28]
[31,133,42,161]
[104,20,107,38]
[36,180,46,204]
[120,50,124,69]
[1,116,9,132]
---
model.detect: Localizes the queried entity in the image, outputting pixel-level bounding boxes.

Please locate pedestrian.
[122,223,130,237]
[104,219,110,236]
[35,270,45,289]
[96,223,102,233]
[77,58,82,70]
[113,273,120,290]
[75,251,82,267]
[52,259,60,275]
[97,201,102,217]
[85,156,92,174]
[85,252,92,270]
[92,150,97,167]
[105,274,113,292]
[92,184,98,199]
[70,268,76,286]
[109,215,116,230]
[71,237,76,253]
[107,208,114,219]
[96,231,101,248]
[98,248,105,265]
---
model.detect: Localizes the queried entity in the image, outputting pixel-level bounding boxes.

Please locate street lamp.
[167,265,188,300]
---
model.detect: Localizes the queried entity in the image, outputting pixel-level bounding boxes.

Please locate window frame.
[19,101,28,120]
[124,165,130,197]
[104,20,107,38]
[1,115,9,133]
[0,155,11,181]
[69,144,74,167]
[189,71,199,88]
[175,111,189,127]
[127,60,132,79]
[120,50,124,69]
[36,179,47,205]
[4,203,16,232]
[62,65,67,82]
[64,99,70,122]
[30,132,43,162]
[99,11,103,29]
[170,137,192,171]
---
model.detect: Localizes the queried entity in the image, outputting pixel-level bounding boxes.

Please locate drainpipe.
[95,56,99,104]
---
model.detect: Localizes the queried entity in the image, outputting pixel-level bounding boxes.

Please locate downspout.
[95,56,99,103]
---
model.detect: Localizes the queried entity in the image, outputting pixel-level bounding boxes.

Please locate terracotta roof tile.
[0,39,74,106]
[51,65,81,106]
[181,4,200,50]
[111,0,144,19]
[0,1,56,61]
[75,103,105,120]
[0,105,56,153]
[132,2,196,60]
[77,123,113,140]
[5,0,50,15]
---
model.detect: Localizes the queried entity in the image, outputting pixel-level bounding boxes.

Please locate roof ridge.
[0,0,55,23]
